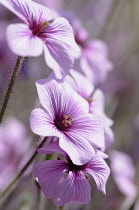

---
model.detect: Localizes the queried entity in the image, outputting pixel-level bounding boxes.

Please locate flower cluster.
[30,77,111,206]
[0,0,115,208]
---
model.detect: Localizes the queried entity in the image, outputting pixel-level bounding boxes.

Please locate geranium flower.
[60,12,113,84]
[0,118,30,190]
[30,79,104,165]
[65,69,114,151]
[0,0,79,79]
[34,141,110,206]
[110,150,137,198]
[79,39,113,84]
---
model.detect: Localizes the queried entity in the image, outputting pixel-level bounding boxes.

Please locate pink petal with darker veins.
[72,114,104,149]
[55,171,91,206]
[35,79,89,117]
[44,39,73,79]
[59,131,95,165]
[45,17,80,57]
[0,0,52,23]
[65,69,94,99]
[84,156,110,194]
[7,24,43,56]
[34,160,67,199]
[30,108,60,138]
[38,141,66,155]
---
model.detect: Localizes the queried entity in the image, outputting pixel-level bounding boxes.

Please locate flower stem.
[0,56,23,124]
[59,206,64,210]
[0,137,47,199]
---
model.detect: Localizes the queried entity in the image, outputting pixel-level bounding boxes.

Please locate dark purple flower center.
[29,20,49,41]
[66,158,86,174]
[54,115,73,131]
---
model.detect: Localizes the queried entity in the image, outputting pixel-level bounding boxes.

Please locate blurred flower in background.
[0,118,30,190]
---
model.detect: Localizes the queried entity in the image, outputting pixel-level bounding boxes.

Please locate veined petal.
[103,126,114,151]
[0,0,53,23]
[80,55,96,83]
[35,79,60,117]
[0,0,32,22]
[38,141,66,156]
[91,89,114,126]
[73,114,105,149]
[34,160,67,199]
[90,89,114,151]
[95,150,109,159]
[84,156,110,194]
[45,17,80,57]
[66,69,94,98]
[7,24,43,56]
[55,171,91,206]
[60,82,89,117]
[35,79,89,117]
[43,38,73,79]
[59,131,95,165]
[91,89,105,115]
[30,108,60,137]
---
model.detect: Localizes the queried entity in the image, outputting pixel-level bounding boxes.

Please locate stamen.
[62,115,73,127]
[39,21,50,31]
[87,97,92,103]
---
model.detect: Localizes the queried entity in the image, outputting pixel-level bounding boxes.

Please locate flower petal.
[43,39,73,79]
[80,40,113,84]
[73,114,105,149]
[0,0,32,22]
[0,0,52,23]
[90,89,114,150]
[45,17,80,57]
[84,156,110,194]
[54,171,91,206]
[59,131,95,165]
[110,150,137,197]
[91,89,114,126]
[35,79,89,117]
[6,23,43,56]
[30,108,60,137]
[38,141,66,155]
[34,160,67,199]
[65,69,94,99]
[95,150,109,159]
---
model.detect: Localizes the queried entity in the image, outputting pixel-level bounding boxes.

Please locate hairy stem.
[0,137,47,199]
[0,56,23,124]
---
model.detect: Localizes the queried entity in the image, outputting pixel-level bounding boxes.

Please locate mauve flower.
[65,69,94,99]
[0,118,30,190]
[60,13,113,84]
[110,150,137,198]
[79,38,113,85]
[34,141,110,206]
[0,0,79,79]
[30,78,104,165]
[90,89,114,151]
[65,69,114,151]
